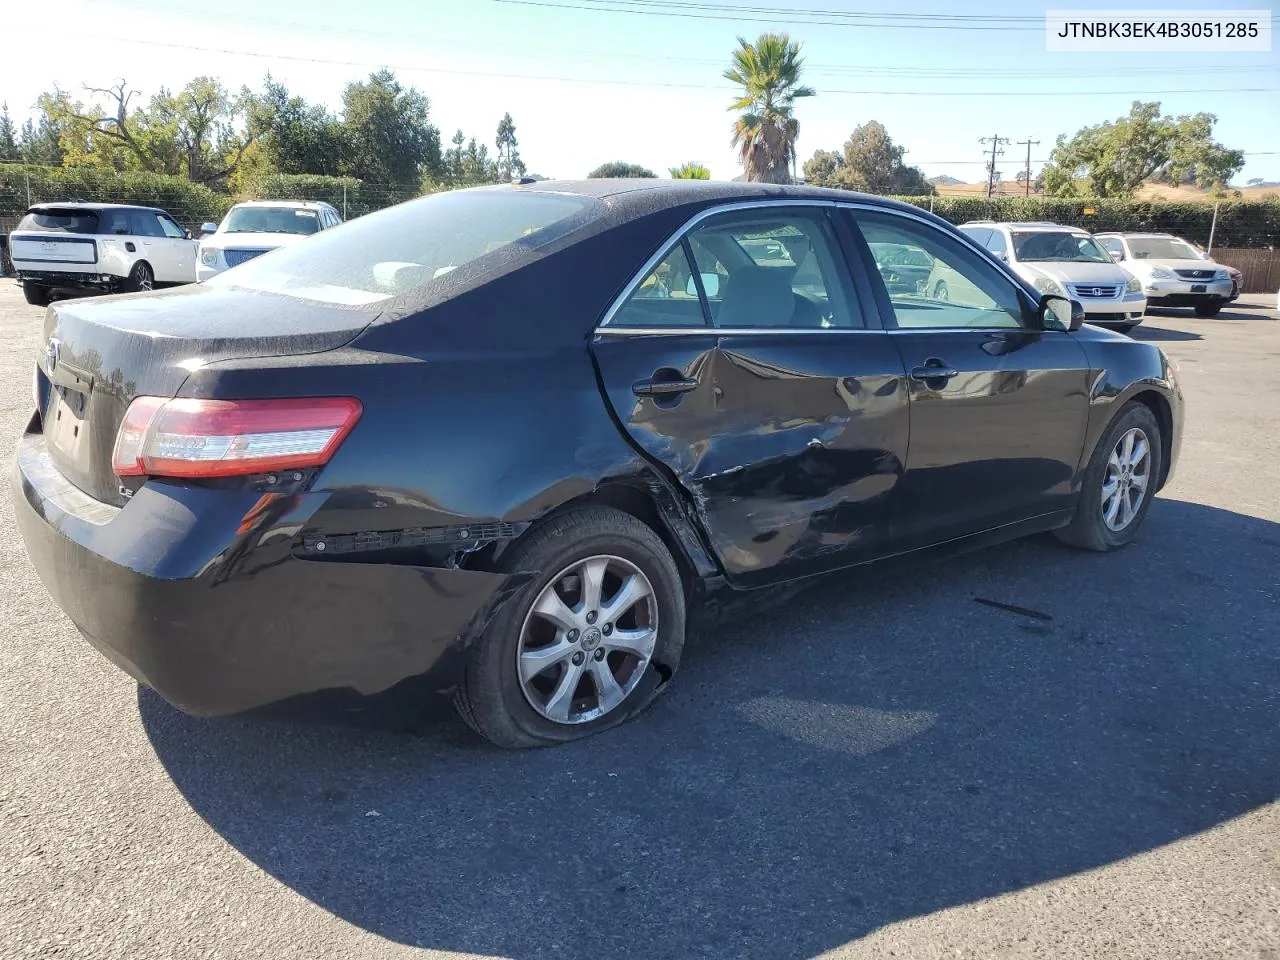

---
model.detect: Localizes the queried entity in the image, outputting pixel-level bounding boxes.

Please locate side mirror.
[993,250,1007,262]
[1041,295,1085,332]
[200,222,218,237]
[685,272,721,298]
[1110,250,1125,262]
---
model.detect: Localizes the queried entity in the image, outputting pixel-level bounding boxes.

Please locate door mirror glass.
[685,272,720,298]
[201,222,218,236]
[1110,249,1125,261]
[1041,295,1085,332]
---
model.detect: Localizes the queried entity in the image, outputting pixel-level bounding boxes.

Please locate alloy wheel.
[516,554,658,724]
[1101,426,1151,532]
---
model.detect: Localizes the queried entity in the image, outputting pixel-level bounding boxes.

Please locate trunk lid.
[38,283,379,505]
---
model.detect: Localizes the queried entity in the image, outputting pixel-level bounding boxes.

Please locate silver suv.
[958,221,1146,332]
[1094,232,1235,317]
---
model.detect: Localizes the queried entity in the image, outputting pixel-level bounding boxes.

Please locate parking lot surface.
[0,283,1277,960]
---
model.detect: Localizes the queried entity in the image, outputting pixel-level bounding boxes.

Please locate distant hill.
[928,175,966,186]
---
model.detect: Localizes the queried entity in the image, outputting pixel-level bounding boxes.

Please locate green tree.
[587,161,656,178]
[669,161,711,179]
[0,104,18,162]
[494,112,526,182]
[341,69,441,190]
[245,76,346,177]
[801,122,933,196]
[1043,101,1244,198]
[724,33,814,184]
[46,79,255,183]
[18,105,67,165]
[460,136,497,184]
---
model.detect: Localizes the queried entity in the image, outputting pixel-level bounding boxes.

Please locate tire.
[123,261,154,293]
[454,505,686,748]
[22,283,51,307]
[1055,401,1163,552]
[933,280,949,301]
[1193,302,1222,318]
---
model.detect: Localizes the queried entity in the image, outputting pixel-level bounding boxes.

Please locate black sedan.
[14,180,1183,748]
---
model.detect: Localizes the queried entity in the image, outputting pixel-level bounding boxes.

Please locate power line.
[33,33,1280,99]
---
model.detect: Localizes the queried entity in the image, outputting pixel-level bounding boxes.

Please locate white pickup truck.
[8,202,198,306]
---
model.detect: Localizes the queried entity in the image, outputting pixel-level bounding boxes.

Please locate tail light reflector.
[112,396,362,479]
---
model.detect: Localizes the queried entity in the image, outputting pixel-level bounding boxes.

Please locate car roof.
[231,199,335,210]
[963,220,1086,232]
[1095,232,1178,239]
[26,201,169,214]
[493,178,934,218]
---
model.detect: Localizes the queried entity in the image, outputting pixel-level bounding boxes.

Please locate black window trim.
[596,199,881,336]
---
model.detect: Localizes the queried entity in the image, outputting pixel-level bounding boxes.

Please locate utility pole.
[979,135,1010,198]
[1016,137,1040,197]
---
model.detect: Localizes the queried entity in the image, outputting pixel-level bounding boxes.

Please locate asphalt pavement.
[1,283,1277,959]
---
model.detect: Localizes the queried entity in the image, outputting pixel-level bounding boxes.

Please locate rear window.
[207,189,603,306]
[17,210,100,234]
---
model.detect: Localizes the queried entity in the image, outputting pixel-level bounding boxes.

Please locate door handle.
[633,376,699,397]
[909,361,959,384]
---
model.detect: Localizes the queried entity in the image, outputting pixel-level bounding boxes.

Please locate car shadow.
[1130,325,1203,341]
[138,498,1280,959]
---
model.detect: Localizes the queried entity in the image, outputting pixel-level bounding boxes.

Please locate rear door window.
[17,210,100,234]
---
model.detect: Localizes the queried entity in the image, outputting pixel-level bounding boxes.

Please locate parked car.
[196,200,342,281]
[14,181,1183,748]
[1094,232,1236,317]
[958,221,1146,332]
[8,202,197,305]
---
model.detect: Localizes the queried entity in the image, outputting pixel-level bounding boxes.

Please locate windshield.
[207,188,602,305]
[1012,231,1112,263]
[1127,237,1206,260]
[17,210,100,234]
[223,206,322,235]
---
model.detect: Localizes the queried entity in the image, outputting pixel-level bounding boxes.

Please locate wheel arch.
[1127,388,1174,491]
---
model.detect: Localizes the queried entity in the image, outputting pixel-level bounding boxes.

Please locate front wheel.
[1054,401,1162,552]
[22,282,51,306]
[454,505,686,748]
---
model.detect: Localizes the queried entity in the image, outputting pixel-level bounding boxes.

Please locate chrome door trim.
[595,325,884,337]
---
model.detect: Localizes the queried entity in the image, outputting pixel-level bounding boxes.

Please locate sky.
[3,0,1279,185]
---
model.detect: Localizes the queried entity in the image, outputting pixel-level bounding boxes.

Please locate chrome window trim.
[596,199,837,332]
[596,325,884,337]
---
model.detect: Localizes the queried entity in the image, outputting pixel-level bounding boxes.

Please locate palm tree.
[724,33,815,184]
[669,162,711,180]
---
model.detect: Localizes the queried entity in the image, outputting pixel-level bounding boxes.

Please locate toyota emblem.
[45,338,60,372]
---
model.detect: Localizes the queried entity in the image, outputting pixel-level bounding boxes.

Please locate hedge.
[887,194,1280,248]
[0,165,230,228]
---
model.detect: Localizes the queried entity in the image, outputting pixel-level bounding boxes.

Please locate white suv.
[197,200,342,281]
[1094,232,1235,317]
[8,202,197,306]
[958,221,1146,332]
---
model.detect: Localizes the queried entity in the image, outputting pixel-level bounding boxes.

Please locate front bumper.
[195,263,224,283]
[1077,293,1146,326]
[13,429,514,715]
[1143,278,1233,307]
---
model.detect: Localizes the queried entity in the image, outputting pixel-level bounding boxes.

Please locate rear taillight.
[112,396,362,479]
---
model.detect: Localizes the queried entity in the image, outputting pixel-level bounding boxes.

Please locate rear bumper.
[13,430,515,716]
[17,269,120,293]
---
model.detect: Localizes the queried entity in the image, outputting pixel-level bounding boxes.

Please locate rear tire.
[454,505,686,748]
[1193,302,1222,318]
[22,283,51,307]
[123,261,154,293]
[1055,401,1162,552]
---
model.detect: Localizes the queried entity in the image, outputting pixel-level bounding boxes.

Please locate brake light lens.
[112,396,362,479]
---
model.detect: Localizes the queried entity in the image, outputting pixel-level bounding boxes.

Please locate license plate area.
[46,386,93,464]
[1191,284,1207,293]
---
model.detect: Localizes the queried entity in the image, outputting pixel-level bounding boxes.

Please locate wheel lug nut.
[586,610,598,624]
[572,652,585,666]
[567,629,579,642]
[594,648,605,661]
[602,623,613,636]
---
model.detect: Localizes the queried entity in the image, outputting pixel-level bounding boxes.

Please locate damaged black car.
[14,180,1183,747]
